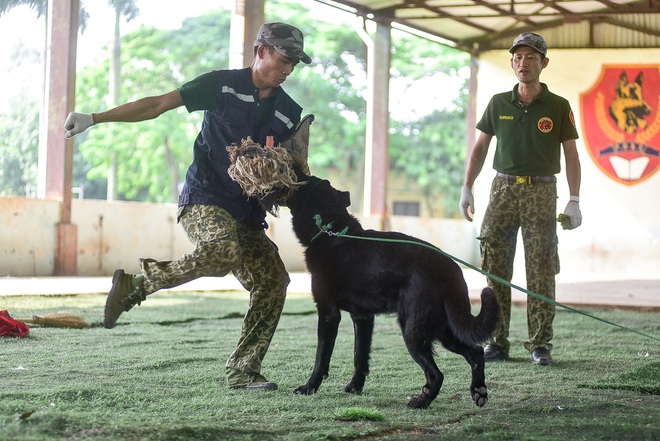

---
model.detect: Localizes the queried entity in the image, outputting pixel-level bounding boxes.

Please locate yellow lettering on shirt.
[499,115,514,120]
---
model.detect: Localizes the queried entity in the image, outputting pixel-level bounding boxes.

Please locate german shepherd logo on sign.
[580,65,660,185]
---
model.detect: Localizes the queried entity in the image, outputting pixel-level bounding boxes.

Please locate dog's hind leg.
[344,313,375,394]
[294,306,341,395]
[402,327,444,409]
[441,334,488,407]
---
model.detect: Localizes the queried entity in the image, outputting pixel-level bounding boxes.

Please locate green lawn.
[1,290,658,441]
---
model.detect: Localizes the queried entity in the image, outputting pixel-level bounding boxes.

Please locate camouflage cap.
[254,22,312,64]
[509,32,547,57]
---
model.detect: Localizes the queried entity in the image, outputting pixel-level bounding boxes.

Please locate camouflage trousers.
[139,204,289,386]
[478,177,559,353]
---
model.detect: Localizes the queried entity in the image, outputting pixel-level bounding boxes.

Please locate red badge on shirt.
[580,65,660,186]
[538,117,553,133]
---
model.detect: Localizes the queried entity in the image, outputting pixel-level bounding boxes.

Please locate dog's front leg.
[294,307,341,395]
[344,313,374,394]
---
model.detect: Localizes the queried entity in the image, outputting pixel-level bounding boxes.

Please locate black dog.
[279,171,500,409]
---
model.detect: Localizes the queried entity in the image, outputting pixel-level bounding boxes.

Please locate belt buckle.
[515,176,532,184]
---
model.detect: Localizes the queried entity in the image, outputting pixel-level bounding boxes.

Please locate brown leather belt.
[496,172,556,184]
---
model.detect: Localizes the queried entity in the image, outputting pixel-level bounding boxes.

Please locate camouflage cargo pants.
[139,204,289,386]
[478,177,559,353]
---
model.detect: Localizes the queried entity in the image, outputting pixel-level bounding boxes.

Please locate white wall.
[1,197,59,275]
[474,48,660,280]
[0,197,478,277]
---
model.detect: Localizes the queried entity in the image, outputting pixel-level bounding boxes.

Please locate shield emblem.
[580,65,660,186]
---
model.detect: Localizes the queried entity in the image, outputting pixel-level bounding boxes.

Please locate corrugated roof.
[316,0,660,53]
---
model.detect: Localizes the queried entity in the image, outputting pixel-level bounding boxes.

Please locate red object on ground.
[266,136,274,148]
[0,310,29,338]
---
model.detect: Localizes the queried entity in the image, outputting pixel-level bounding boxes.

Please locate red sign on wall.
[580,65,660,186]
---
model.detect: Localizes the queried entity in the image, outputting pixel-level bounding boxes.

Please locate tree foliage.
[0,0,89,31]
[388,34,470,217]
[74,11,231,202]
[0,39,41,196]
[0,0,46,17]
[266,1,369,176]
[266,1,469,216]
[1,0,470,217]
[0,94,39,196]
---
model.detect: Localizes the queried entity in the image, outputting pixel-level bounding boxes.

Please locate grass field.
[1,290,658,441]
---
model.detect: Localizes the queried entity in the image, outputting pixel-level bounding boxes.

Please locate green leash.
[310,214,660,343]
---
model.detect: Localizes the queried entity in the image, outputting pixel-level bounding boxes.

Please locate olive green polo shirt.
[476,83,579,176]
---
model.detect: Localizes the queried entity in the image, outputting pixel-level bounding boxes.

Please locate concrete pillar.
[41,0,79,275]
[466,53,479,161]
[362,20,391,227]
[229,0,265,69]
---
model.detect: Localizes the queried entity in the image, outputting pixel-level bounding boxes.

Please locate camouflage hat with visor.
[509,32,547,57]
[254,22,312,64]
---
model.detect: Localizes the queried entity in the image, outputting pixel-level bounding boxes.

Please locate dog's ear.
[635,72,644,85]
[292,162,310,182]
[339,190,351,208]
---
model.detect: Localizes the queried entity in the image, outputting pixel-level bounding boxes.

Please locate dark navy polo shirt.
[177,68,302,228]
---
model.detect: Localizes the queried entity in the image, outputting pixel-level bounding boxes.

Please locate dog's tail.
[446,287,500,345]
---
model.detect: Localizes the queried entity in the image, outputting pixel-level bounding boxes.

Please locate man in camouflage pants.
[64,23,313,389]
[459,33,582,365]
[140,204,289,385]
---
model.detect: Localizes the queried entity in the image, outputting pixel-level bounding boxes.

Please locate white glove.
[64,112,94,138]
[459,186,474,221]
[561,201,582,230]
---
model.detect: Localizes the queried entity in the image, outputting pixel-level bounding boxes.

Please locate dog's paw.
[406,395,431,409]
[343,378,365,394]
[343,384,363,394]
[293,384,318,395]
[471,386,488,407]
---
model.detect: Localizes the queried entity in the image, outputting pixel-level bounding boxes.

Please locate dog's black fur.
[279,171,500,409]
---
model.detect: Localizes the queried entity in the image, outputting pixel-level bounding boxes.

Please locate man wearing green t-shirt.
[64,22,312,389]
[459,33,582,366]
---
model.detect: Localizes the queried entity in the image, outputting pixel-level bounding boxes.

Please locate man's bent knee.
[192,239,242,275]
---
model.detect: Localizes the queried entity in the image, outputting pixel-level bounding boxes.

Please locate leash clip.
[312,214,334,242]
[311,214,348,242]
[326,227,349,237]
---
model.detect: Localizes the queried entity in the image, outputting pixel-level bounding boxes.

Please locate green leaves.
[74,12,227,202]
[0,93,39,196]
[2,0,471,215]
